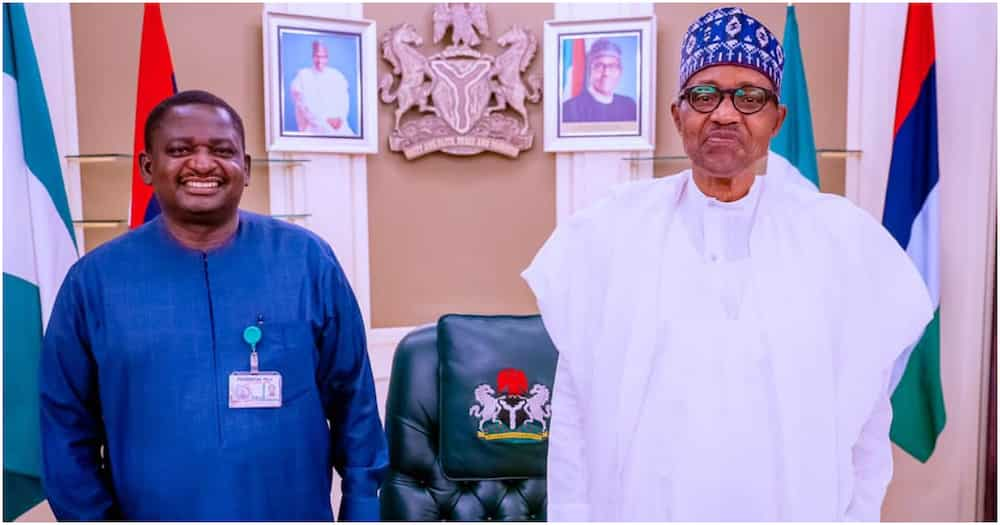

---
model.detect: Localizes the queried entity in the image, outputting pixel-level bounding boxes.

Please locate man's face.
[312,48,328,71]
[139,104,250,227]
[589,54,622,97]
[671,65,786,177]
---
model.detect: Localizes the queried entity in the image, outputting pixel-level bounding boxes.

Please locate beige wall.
[363,3,556,328]
[652,3,849,195]
[71,3,270,253]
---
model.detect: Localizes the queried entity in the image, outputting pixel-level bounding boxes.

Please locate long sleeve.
[546,354,591,521]
[522,197,610,522]
[835,198,932,521]
[318,260,388,521]
[523,220,589,519]
[844,370,894,521]
[38,267,118,520]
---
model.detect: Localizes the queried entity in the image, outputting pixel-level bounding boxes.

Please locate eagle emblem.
[433,3,489,49]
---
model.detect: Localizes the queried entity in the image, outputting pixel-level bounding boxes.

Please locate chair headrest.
[438,314,558,480]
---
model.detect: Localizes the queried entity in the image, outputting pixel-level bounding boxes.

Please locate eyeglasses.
[678,85,778,115]
[590,61,621,74]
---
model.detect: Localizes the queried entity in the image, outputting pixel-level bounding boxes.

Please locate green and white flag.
[3,3,79,519]
[770,4,820,190]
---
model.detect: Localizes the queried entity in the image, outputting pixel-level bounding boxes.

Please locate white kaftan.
[290,66,355,136]
[523,170,932,521]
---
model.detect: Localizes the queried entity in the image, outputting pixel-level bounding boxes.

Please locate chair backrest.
[380,314,557,521]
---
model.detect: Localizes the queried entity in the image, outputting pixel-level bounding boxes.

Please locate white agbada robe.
[290,66,355,136]
[522,170,933,521]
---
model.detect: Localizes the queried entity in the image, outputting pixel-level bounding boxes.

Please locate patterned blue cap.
[679,7,784,94]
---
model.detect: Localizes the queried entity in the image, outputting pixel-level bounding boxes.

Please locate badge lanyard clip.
[243,325,263,375]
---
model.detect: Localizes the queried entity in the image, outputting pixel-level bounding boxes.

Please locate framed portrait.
[543,16,656,152]
[263,11,378,154]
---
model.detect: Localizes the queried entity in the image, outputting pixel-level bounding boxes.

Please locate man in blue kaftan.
[39,90,387,521]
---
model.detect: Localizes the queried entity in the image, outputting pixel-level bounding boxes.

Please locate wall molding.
[264,3,373,330]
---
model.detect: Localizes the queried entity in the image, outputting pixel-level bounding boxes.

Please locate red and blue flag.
[129,3,176,229]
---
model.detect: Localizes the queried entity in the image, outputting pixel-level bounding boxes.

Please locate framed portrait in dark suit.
[544,16,656,152]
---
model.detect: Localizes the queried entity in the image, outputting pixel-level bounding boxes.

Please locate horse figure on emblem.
[379,23,435,129]
[487,25,542,133]
[469,384,503,433]
[522,384,552,432]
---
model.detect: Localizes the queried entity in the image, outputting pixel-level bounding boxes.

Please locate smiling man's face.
[671,65,786,178]
[140,103,250,227]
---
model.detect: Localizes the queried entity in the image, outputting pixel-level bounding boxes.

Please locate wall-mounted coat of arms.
[379,3,541,159]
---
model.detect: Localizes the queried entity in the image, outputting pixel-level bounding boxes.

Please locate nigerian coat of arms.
[469,368,551,443]
[379,3,541,159]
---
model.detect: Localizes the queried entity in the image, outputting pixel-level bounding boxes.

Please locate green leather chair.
[380,314,558,521]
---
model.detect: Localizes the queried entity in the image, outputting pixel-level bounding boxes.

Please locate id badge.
[229,371,283,408]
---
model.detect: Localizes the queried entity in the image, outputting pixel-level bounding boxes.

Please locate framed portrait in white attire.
[263,11,378,153]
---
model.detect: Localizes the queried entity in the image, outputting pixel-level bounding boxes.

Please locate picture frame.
[543,16,656,152]
[263,10,378,154]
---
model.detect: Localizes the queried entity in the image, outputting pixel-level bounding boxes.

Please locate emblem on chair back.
[379,3,541,160]
[469,368,551,442]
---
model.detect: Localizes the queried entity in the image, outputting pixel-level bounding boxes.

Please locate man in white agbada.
[290,41,355,136]
[522,7,933,521]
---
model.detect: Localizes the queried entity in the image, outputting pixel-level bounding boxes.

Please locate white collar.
[677,171,765,263]
[587,85,615,104]
[685,171,763,210]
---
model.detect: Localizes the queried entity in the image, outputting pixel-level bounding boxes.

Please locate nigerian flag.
[3,3,79,519]
[770,4,819,190]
